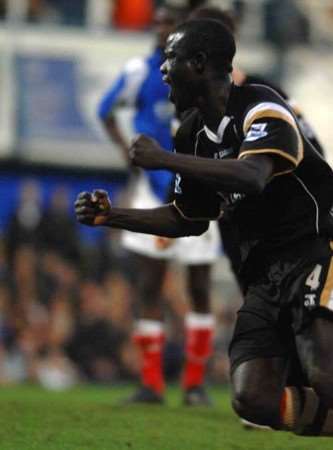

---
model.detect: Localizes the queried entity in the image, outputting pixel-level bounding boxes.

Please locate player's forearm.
[158,151,271,194]
[103,204,208,237]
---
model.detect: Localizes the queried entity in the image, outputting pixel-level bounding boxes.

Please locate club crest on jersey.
[245,123,268,142]
[213,147,234,159]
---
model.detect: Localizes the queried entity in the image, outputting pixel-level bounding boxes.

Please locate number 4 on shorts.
[305,264,322,291]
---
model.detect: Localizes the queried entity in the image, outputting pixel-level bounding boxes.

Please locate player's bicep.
[98,59,147,120]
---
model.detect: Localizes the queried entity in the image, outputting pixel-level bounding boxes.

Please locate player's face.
[160,32,200,113]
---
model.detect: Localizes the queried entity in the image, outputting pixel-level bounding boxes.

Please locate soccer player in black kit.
[75,19,333,435]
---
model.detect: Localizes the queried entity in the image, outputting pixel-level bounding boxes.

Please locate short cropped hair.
[188,7,237,35]
[175,19,236,74]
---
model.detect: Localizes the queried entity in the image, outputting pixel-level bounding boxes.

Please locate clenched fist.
[129,134,167,169]
[74,190,111,226]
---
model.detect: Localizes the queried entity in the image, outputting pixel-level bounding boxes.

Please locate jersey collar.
[204,116,231,143]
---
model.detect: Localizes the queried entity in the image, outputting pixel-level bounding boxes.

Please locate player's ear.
[191,51,207,74]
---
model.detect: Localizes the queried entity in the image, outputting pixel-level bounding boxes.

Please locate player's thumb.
[92,189,108,200]
[92,190,111,213]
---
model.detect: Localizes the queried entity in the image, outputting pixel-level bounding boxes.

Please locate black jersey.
[173,83,333,274]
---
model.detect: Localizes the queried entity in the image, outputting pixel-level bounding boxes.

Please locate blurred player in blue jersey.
[97,6,221,405]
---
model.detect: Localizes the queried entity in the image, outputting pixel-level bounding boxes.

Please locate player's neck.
[198,81,231,133]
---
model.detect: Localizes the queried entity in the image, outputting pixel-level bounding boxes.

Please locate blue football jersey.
[98,48,174,202]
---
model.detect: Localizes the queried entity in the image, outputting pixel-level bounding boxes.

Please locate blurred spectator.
[34,290,78,390]
[232,0,245,22]
[263,0,311,83]
[5,179,42,267]
[45,0,87,26]
[14,0,88,26]
[0,281,20,383]
[263,0,310,48]
[0,0,6,19]
[37,186,80,264]
[65,280,130,382]
[0,239,9,283]
[12,245,39,306]
[27,0,44,22]
[112,0,154,30]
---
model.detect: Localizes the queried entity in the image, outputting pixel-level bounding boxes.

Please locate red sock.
[182,312,215,389]
[133,320,165,394]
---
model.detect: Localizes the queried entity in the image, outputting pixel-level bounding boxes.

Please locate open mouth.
[167,84,175,103]
[162,76,174,101]
[162,75,170,85]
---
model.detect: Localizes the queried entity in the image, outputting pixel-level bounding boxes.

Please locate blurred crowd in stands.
[0,0,321,38]
[0,176,240,389]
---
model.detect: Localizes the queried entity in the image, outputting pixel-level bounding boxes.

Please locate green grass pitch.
[0,384,332,450]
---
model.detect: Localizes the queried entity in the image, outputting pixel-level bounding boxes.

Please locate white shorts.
[121,173,221,264]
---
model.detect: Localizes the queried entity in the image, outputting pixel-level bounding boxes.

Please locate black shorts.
[229,237,333,375]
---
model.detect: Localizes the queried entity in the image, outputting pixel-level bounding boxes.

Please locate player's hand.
[129,134,166,169]
[74,190,111,226]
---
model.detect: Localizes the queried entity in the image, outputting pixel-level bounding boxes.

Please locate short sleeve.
[239,102,304,176]
[173,172,223,221]
[97,58,148,120]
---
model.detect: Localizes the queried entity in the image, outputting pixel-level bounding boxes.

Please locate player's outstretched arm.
[74,190,208,238]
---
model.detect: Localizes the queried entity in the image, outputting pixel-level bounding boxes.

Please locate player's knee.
[232,387,278,425]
